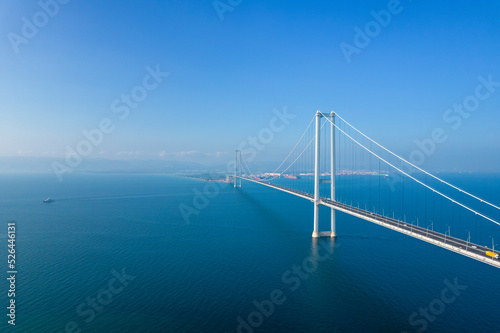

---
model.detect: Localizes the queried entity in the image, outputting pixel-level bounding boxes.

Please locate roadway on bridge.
[238,176,500,267]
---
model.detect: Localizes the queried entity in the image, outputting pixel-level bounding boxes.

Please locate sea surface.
[1,172,500,332]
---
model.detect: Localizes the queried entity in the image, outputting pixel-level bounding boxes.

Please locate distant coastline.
[181,173,230,183]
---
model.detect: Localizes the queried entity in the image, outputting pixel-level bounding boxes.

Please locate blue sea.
[1,172,500,332]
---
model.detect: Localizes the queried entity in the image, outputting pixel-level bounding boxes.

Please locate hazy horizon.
[2,1,500,174]
[0,1,500,176]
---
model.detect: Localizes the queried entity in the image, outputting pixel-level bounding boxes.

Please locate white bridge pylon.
[313,111,336,238]
[233,111,337,238]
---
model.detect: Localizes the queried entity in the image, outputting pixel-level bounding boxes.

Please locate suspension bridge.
[233,111,500,269]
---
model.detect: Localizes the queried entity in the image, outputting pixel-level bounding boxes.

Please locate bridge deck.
[238,176,500,269]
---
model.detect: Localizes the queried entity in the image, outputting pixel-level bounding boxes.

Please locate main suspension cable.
[319,111,500,227]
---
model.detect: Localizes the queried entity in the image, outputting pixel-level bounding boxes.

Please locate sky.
[1,0,499,172]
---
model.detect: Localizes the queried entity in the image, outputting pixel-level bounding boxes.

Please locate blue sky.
[1,0,499,171]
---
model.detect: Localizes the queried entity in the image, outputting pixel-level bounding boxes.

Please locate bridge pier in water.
[313,111,337,238]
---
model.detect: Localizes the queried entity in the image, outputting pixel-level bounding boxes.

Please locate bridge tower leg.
[330,111,337,238]
[234,150,241,188]
[313,111,321,238]
[312,111,337,238]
